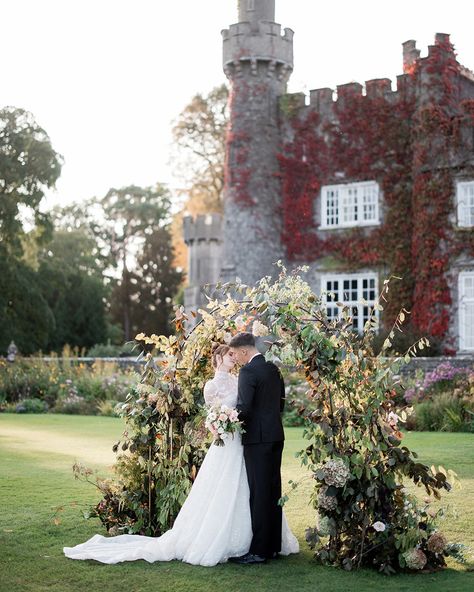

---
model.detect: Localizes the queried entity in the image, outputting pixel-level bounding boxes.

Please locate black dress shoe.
[228,553,247,563]
[228,552,267,565]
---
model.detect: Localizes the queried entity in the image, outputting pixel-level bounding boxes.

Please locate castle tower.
[221,0,294,284]
[183,214,223,314]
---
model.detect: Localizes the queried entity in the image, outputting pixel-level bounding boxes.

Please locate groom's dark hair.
[229,332,256,348]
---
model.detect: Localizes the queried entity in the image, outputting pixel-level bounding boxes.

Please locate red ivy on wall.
[277,37,474,345]
[224,82,255,206]
[278,86,416,329]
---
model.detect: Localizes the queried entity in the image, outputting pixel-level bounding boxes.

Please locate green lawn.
[0,414,473,592]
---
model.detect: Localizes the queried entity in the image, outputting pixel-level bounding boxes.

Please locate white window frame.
[320,181,380,229]
[459,271,474,351]
[456,180,474,228]
[321,272,379,333]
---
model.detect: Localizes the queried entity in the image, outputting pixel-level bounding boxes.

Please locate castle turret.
[221,0,293,284]
[183,214,223,315]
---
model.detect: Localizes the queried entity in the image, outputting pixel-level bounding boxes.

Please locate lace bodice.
[203,371,238,408]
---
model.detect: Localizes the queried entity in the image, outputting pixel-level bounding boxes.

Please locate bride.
[64,344,299,566]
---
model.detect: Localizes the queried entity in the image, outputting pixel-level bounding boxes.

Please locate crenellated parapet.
[183,213,222,245]
[279,33,474,123]
[280,78,400,121]
[222,21,294,79]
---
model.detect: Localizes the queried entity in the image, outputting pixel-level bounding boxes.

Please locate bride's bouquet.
[205,405,245,446]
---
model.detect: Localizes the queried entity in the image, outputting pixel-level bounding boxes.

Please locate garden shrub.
[404,362,474,432]
[4,397,48,413]
[52,393,98,415]
[0,355,137,414]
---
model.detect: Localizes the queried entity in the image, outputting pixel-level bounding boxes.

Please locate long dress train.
[63,371,299,566]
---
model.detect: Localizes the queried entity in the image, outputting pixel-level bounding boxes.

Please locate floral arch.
[79,266,462,574]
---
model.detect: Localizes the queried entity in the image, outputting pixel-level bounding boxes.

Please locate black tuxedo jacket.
[236,354,285,445]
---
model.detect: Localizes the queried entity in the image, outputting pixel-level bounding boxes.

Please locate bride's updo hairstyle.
[211,343,230,369]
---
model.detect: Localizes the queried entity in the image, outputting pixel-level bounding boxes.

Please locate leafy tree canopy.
[170,84,229,270]
[37,230,109,351]
[172,84,228,212]
[0,107,62,256]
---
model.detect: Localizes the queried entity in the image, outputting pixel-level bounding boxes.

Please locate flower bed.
[0,356,137,416]
[403,361,474,432]
[283,360,474,432]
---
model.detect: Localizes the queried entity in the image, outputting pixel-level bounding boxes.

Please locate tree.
[131,227,183,336]
[170,85,229,270]
[49,201,114,273]
[0,106,62,354]
[37,230,109,351]
[0,107,62,256]
[172,84,229,213]
[100,184,179,341]
[0,244,55,355]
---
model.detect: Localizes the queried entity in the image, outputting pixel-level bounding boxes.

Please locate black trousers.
[243,440,284,558]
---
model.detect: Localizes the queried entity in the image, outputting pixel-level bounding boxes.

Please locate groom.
[228,332,286,565]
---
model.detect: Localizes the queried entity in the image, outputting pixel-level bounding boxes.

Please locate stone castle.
[183,0,474,353]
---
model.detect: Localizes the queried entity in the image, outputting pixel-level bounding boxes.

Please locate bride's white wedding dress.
[63,370,299,566]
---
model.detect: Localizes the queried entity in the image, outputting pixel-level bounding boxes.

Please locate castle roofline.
[280,33,474,114]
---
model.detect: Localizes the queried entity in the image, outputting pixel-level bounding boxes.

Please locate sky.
[2,0,473,211]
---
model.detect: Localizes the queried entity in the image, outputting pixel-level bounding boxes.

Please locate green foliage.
[78,303,212,535]
[53,395,99,415]
[247,270,459,574]
[371,328,443,357]
[33,229,109,352]
[0,247,55,354]
[95,400,121,417]
[414,394,473,432]
[279,93,304,118]
[0,105,182,354]
[282,371,310,427]
[0,106,111,355]
[0,106,62,256]
[130,226,183,337]
[5,397,48,414]
[100,184,181,341]
[405,363,474,432]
